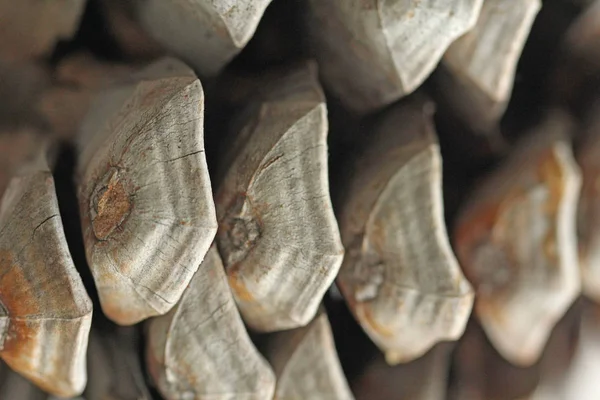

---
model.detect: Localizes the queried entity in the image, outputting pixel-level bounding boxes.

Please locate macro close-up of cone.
[1,0,600,399]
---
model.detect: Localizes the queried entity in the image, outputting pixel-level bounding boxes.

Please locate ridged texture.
[265,310,354,400]
[444,0,541,104]
[305,0,482,112]
[135,0,273,76]
[435,0,541,134]
[215,64,344,332]
[454,113,582,366]
[0,159,92,397]
[337,97,473,364]
[77,58,217,325]
[147,246,275,400]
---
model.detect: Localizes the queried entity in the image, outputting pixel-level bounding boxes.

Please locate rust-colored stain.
[0,252,57,393]
[0,323,46,388]
[2,327,72,397]
[1,320,34,361]
[454,186,525,294]
[537,150,565,265]
[455,149,567,330]
[454,199,502,282]
[218,192,263,273]
[92,171,132,241]
[455,201,500,255]
[356,302,394,338]
[0,251,41,317]
[228,271,255,303]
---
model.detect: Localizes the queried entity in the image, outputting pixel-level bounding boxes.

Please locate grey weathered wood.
[132,0,273,77]
[85,328,152,400]
[0,154,92,397]
[215,63,344,332]
[304,0,482,113]
[337,96,473,364]
[576,108,600,302]
[0,0,86,61]
[146,245,275,400]
[265,309,353,400]
[438,0,541,133]
[454,113,582,366]
[352,344,452,400]
[76,57,217,325]
[444,0,541,106]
